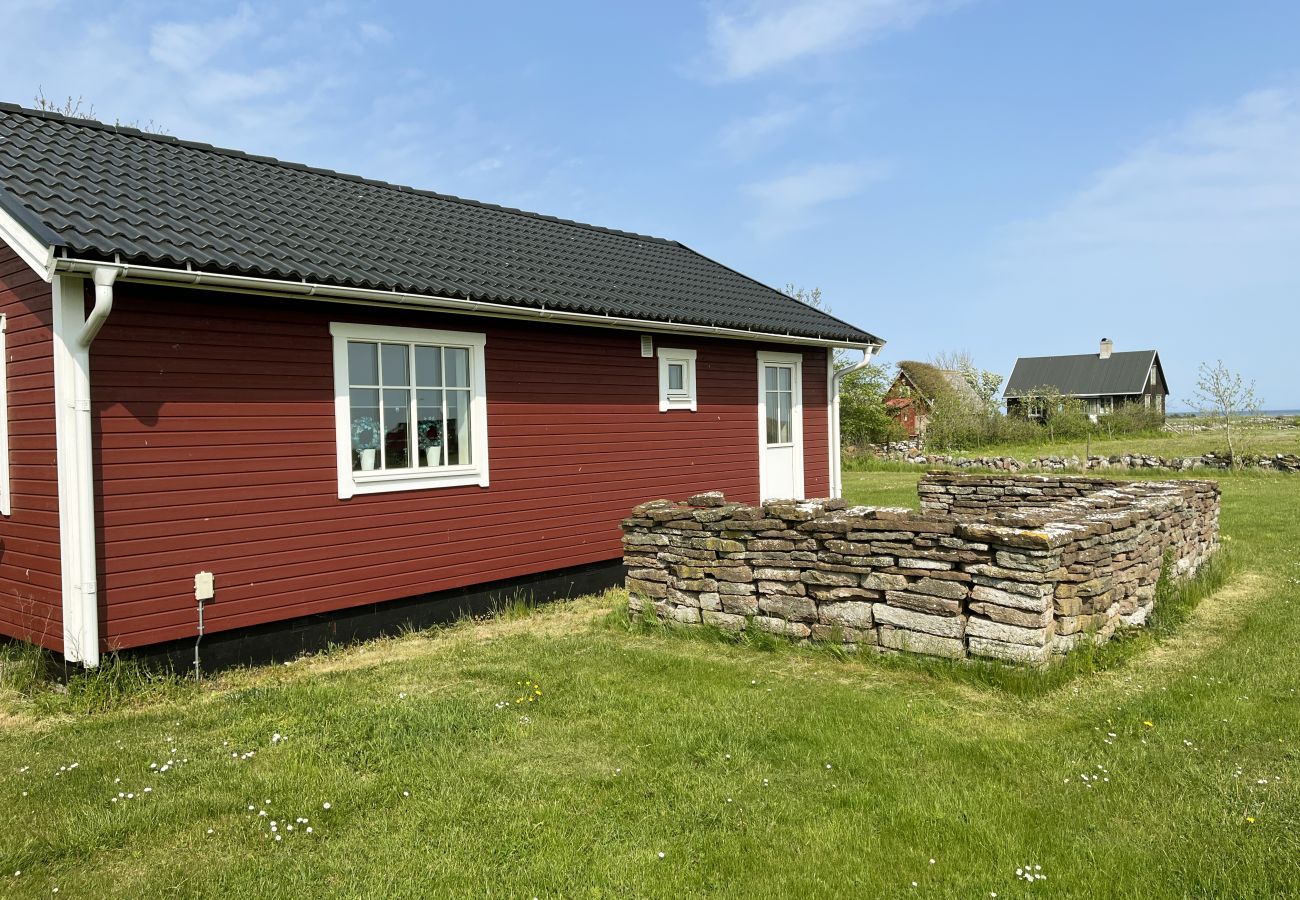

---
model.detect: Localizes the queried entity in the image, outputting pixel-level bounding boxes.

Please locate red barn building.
[0,105,882,666]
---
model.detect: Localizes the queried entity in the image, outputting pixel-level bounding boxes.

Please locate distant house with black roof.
[1004,339,1168,421]
[0,102,883,666]
[884,361,980,437]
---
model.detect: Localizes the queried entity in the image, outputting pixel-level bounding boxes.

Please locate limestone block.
[759,594,817,622]
[862,572,908,591]
[808,586,878,602]
[968,602,1052,629]
[908,577,969,600]
[967,637,1050,665]
[702,610,746,632]
[720,594,759,616]
[970,585,1051,613]
[626,577,668,599]
[965,617,1052,647]
[818,601,874,629]
[667,605,701,624]
[752,616,811,639]
[884,591,962,617]
[802,570,860,587]
[878,626,965,659]
[898,557,952,571]
[873,604,965,638]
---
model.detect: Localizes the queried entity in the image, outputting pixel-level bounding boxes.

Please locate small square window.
[657,347,697,412]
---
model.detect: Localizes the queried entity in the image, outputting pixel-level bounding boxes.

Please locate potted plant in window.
[419,419,444,466]
[352,416,380,470]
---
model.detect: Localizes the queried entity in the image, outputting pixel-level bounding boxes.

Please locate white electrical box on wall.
[640,335,653,357]
[194,571,215,601]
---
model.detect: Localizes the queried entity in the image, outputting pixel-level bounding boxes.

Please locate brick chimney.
[1099,337,1113,360]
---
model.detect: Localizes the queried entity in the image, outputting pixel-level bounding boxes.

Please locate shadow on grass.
[604,549,1239,699]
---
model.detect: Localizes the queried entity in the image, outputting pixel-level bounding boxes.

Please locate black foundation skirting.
[129,558,626,674]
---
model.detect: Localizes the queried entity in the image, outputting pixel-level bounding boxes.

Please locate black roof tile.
[0,104,880,345]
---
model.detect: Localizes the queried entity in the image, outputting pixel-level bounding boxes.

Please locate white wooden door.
[757,352,804,500]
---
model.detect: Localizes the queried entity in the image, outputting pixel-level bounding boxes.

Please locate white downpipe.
[52,267,116,666]
[828,345,880,499]
[79,268,118,347]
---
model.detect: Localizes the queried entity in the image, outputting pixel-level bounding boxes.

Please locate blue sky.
[3,0,1298,408]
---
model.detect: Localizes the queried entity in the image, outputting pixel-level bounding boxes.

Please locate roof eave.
[53,257,883,350]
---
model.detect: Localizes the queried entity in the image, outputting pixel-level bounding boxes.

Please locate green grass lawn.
[2,471,1299,897]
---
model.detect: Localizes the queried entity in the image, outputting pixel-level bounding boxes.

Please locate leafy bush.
[838,363,905,448]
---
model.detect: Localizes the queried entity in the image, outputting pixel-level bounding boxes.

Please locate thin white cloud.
[149,4,257,73]
[744,160,888,237]
[998,87,1300,294]
[704,0,954,80]
[718,104,806,156]
[359,22,393,43]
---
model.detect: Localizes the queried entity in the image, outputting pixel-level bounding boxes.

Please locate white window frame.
[657,347,697,412]
[330,322,489,499]
[757,350,804,501]
[0,315,9,516]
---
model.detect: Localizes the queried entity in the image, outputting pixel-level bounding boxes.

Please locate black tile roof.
[1004,350,1163,398]
[0,103,880,345]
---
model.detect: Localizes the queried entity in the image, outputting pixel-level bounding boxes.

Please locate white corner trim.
[0,203,55,282]
[0,315,9,516]
[656,347,697,412]
[330,321,489,499]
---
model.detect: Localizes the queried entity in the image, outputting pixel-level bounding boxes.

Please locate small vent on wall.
[640,335,653,357]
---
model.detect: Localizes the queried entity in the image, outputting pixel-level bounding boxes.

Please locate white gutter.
[51,266,117,666]
[828,345,880,499]
[52,258,876,352]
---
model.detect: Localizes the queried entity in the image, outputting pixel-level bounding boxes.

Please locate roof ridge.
[1013,349,1156,360]
[0,101,679,248]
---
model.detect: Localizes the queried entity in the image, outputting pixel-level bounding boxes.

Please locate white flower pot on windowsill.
[360,448,377,470]
[426,446,443,466]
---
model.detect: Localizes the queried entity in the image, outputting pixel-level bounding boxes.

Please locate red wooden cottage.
[0,104,883,666]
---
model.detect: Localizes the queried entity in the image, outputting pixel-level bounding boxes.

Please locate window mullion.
[441,383,449,466]
[376,343,387,469]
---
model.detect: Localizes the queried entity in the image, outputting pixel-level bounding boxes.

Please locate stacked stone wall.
[622,474,1220,666]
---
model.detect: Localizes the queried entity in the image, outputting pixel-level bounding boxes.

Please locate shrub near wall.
[622,474,1220,666]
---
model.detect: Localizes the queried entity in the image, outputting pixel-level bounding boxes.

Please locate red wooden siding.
[802,352,830,498]
[0,246,61,650]
[90,284,832,650]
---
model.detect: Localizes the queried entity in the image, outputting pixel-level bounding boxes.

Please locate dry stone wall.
[621,474,1220,666]
[876,446,1300,474]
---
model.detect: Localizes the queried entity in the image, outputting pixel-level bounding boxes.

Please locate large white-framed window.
[330,322,488,499]
[0,314,9,516]
[657,347,697,412]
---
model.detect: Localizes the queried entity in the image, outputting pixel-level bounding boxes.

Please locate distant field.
[898,420,1300,462]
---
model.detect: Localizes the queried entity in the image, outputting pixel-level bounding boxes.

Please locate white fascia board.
[0,202,56,282]
[54,259,878,351]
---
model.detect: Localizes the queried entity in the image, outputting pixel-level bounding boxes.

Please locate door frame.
[756,350,804,501]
